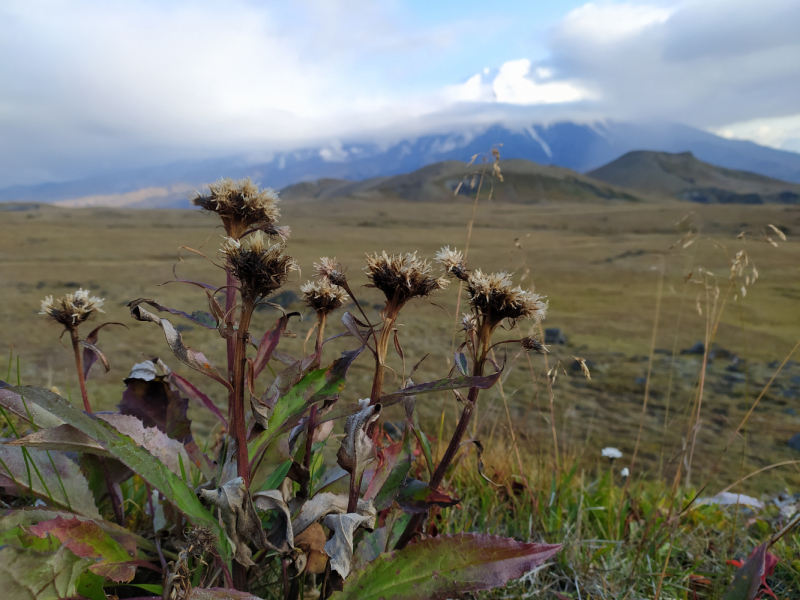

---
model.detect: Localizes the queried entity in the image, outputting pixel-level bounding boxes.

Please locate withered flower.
[301,279,347,316]
[461,313,477,333]
[521,336,548,354]
[193,177,286,239]
[221,231,297,301]
[364,251,448,306]
[314,256,347,287]
[467,269,546,327]
[40,288,105,329]
[435,246,470,281]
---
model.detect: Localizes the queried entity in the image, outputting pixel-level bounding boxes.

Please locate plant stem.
[232,298,254,485]
[395,322,491,549]
[69,328,91,413]
[369,311,398,404]
[69,327,124,524]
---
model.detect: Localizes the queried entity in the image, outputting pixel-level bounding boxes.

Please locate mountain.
[588,151,800,204]
[280,159,641,203]
[2,120,800,207]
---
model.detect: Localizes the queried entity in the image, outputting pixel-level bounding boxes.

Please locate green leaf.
[127,583,164,594]
[76,571,108,600]
[0,545,94,600]
[722,542,778,600]
[30,515,139,582]
[394,479,459,513]
[0,445,100,518]
[261,459,292,491]
[334,533,561,600]
[10,386,230,560]
[364,429,414,511]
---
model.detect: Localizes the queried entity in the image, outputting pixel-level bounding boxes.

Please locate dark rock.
[789,433,800,452]
[545,328,568,345]
[791,375,800,385]
[781,389,799,400]
[784,408,797,416]
[654,348,673,356]
[709,347,734,360]
[634,377,647,385]
[723,373,746,384]
[727,358,746,373]
[681,342,705,355]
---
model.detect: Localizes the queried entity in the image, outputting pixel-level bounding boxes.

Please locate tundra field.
[2,196,799,495]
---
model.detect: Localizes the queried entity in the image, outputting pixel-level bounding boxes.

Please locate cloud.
[714,113,800,153]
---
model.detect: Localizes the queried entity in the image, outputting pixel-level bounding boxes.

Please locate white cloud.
[714,114,800,153]
[557,2,674,44]
[493,59,587,105]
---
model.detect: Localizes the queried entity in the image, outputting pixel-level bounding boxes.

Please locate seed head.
[435,246,470,281]
[364,251,448,305]
[314,257,347,287]
[193,177,283,239]
[301,279,347,316]
[40,288,105,328]
[466,269,546,326]
[221,231,297,300]
[521,336,548,354]
[461,313,477,333]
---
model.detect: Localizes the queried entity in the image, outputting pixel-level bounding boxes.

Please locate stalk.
[231,298,254,484]
[68,327,124,525]
[369,311,398,403]
[395,319,492,549]
[225,269,239,422]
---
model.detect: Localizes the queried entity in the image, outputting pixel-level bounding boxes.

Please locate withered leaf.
[324,511,376,580]
[337,399,381,477]
[199,477,267,567]
[252,489,294,552]
[292,492,376,538]
[295,522,328,574]
[81,322,126,380]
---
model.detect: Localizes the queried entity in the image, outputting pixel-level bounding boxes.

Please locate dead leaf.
[199,477,267,567]
[252,489,294,552]
[324,511,375,579]
[291,492,376,538]
[336,399,381,477]
[295,522,328,574]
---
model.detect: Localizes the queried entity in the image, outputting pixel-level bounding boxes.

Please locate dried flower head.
[364,251,448,305]
[521,336,548,354]
[601,447,623,460]
[314,256,347,287]
[435,246,469,281]
[221,231,297,300]
[461,313,477,333]
[40,288,105,328]
[193,177,284,239]
[301,279,347,316]
[185,525,217,556]
[466,270,546,326]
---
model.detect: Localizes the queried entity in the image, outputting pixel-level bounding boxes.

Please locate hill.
[588,151,800,204]
[2,120,800,208]
[280,159,641,203]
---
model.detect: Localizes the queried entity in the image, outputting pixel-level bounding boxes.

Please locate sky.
[1,0,799,186]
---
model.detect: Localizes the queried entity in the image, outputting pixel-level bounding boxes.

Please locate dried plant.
[193,177,286,240]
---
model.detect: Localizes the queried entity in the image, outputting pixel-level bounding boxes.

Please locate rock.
[727,358,746,373]
[634,377,647,386]
[723,373,746,384]
[708,347,734,360]
[681,342,705,355]
[784,408,797,416]
[654,348,673,356]
[788,433,800,452]
[545,328,568,345]
[781,389,799,400]
[696,492,763,509]
[791,375,800,385]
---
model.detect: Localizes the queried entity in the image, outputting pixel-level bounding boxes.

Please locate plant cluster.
[0,176,560,600]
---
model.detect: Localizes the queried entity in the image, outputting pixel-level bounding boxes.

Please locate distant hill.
[2,119,800,208]
[588,151,800,204]
[280,159,642,203]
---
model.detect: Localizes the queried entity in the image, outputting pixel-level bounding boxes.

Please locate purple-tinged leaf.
[364,429,414,511]
[252,312,300,380]
[128,298,218,329]
[272,350,298,366]
[0,387,63,429]
[81,322,126,380]
[336,533,561,599]
[30,515,139,582]
[128,302,232,391]
[0,545,94,599]
[186,589,264,599]
[170,372,227,427]
[394,479,459,514]
[378,369,502,405]
[723,542,779,600]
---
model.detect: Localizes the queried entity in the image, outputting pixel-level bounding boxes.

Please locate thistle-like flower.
[40,288,105,328]
[364,251,448,306]
[521,336,548,354]
[220,231,297,301]
[314,257,347,287]
[193,177,286,240]
[461,313,477,333]
[466,269,546,327]
[435,246,469,281]
[301,279,347,316]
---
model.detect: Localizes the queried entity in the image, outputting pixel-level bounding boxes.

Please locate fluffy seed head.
[521,337,548,354]
[40,288,105,328]
[466,269,546,326]
[364,251,448,305]
[301,279,348,316]
[221,231,297,300]
[435,246,469,281]
[193,177,283,239]
[314,257,346,286]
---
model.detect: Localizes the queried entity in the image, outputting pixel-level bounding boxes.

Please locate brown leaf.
[291,492,376,538]
[199,477,267,567]
[81,322,126,380]
[295,522,328,574]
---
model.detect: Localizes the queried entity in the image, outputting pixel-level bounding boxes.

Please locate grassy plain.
[2,195,800,597]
